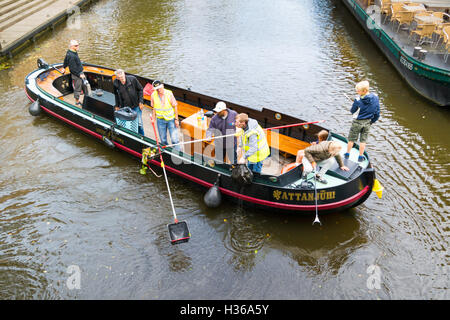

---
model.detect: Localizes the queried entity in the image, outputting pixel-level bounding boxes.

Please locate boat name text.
[400,55,413,71]
[273,190,335,201]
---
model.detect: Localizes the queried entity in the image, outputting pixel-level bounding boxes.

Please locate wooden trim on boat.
[37,66,311,157]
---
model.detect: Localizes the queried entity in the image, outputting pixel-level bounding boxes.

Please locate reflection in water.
[107,0,179,69]
[220,205,364,276]
[274,214,363,276]
[0,186,55,299]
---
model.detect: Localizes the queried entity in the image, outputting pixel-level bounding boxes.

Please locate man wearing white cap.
[205,101,238,164]
[151,80,180,149]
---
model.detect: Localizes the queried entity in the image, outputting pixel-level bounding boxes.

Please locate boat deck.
[34,58,368,189]
[287,136,369,188]
[31,54,369,190]
[63,92,291,177]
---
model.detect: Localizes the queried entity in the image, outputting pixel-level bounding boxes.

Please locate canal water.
[0,0,448,299]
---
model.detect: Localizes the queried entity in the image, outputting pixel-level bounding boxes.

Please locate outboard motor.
[204,174,222,208]
[29,99,41,116]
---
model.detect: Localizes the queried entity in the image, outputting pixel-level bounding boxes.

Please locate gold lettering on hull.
[273,190,336,201]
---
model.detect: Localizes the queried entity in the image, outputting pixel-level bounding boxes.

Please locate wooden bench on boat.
[42,68,311,160]
[175,103,310,157]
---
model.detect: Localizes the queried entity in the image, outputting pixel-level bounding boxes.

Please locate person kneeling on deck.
[345,80,380,162]
[113,69,145,135]
[235,113,270,174]
[302,141,349,184]
[205,101,238,164]
[150,80,180,151]
[295,130,329,166]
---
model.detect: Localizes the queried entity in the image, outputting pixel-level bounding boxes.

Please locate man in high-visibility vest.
[150,80,180,149]
[235,113,270,173]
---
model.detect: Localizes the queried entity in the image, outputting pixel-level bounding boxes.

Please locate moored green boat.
[341,0,450,106]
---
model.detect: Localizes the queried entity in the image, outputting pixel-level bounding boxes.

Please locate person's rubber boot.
[344,152,350,159]
[358,155,365,162]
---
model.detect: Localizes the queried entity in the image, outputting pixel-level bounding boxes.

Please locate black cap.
[152,80,163,89]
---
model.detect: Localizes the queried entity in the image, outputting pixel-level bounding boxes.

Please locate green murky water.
[0,0,448,299]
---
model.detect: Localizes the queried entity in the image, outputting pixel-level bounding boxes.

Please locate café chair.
[392,10,415,32]
[410,23,437,45]
[380,0,392,24]
[442,27,450,63]
[433,22,450,48]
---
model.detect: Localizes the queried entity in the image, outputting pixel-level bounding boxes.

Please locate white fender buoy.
[204,174,222,208]
[102,136,115,149]
[29,100,41,116]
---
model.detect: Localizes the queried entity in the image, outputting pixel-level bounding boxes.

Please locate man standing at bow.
[62,40,85,106]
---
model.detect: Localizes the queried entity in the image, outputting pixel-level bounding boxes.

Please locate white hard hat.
[213,101,227,112]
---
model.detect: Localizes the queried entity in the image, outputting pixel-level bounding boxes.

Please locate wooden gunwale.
[38,65,312,157]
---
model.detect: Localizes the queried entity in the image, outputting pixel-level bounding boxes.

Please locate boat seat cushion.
[319,158,361,180]
[143,83,154,96]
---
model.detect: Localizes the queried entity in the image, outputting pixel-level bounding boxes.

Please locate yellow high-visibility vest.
[242,124,270,163]
[152,89,175,121]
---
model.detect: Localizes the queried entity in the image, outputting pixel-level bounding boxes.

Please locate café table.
[414,15,443,25]
[402,4,427,13]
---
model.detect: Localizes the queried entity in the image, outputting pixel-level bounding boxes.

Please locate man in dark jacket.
[345,80,380,162]
[113,69,144,135]
[62,40,85,106]
[205,101,238,164]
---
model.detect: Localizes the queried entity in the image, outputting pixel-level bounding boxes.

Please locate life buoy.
[281,163,298,174]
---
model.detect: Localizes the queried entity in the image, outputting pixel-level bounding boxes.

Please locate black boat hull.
[25,62,375,214]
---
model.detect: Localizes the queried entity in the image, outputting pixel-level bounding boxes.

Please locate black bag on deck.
[114,107,137,121]
[231,164,253,185]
